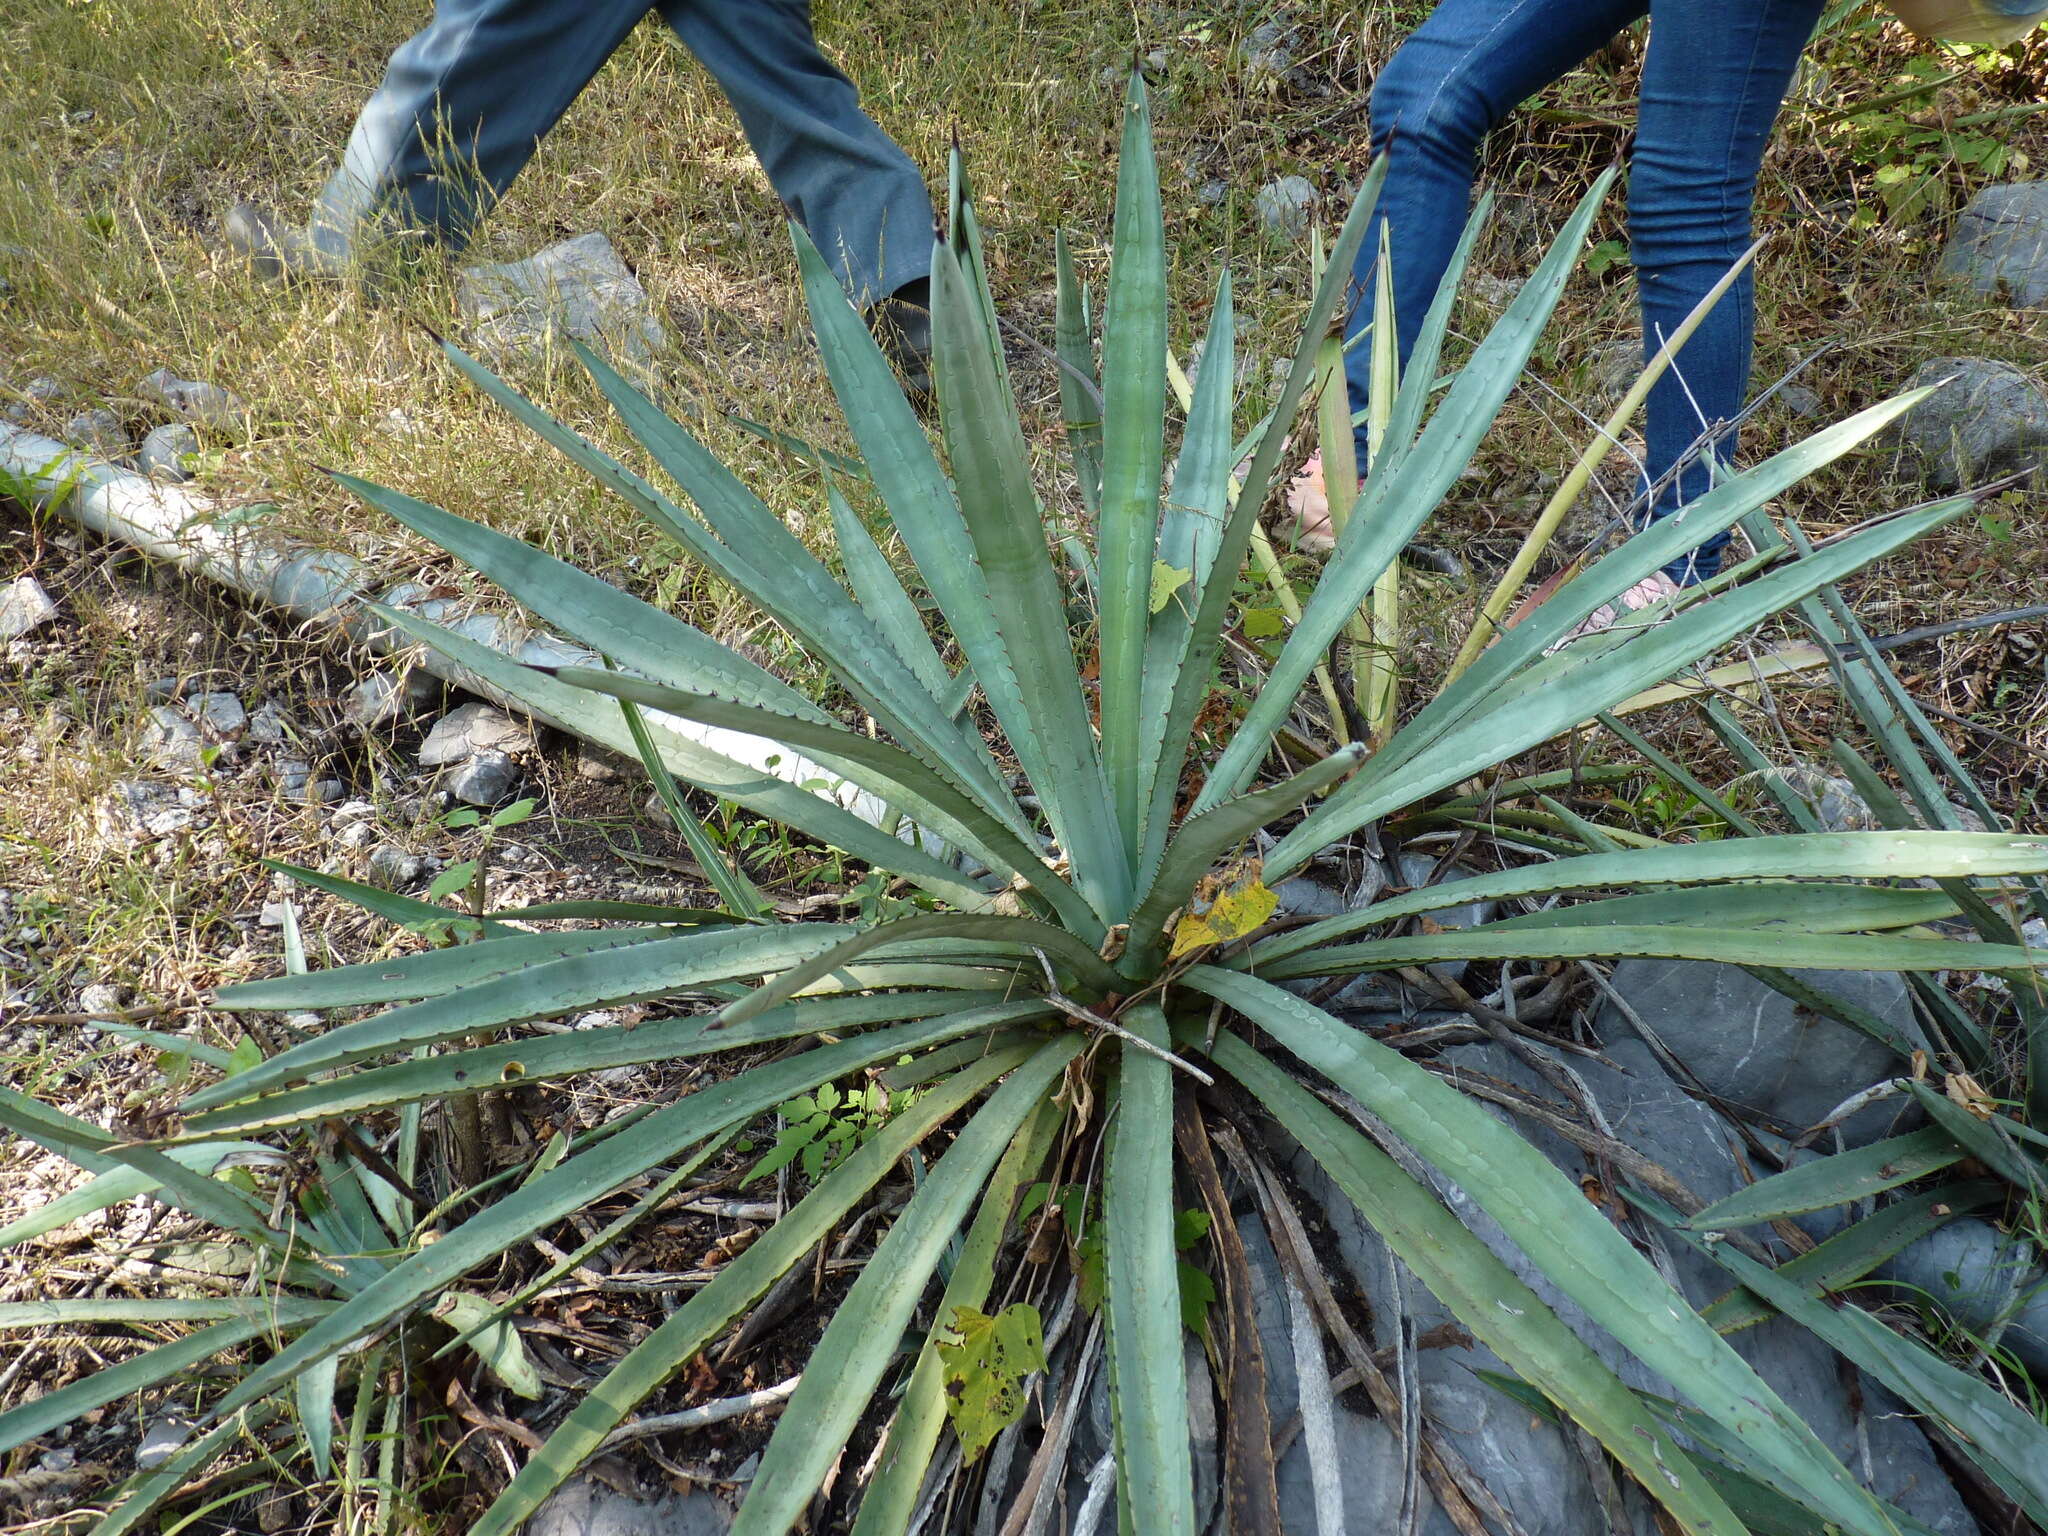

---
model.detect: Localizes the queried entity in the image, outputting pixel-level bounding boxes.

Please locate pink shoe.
[1560,570,1681,643]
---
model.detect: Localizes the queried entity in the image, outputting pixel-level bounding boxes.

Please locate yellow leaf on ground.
[1171,872,1279,957]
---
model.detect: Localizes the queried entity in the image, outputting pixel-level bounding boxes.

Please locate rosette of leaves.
[16,76,2048,1536]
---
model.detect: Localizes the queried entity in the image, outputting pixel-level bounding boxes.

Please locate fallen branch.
[597,1375,801,1450]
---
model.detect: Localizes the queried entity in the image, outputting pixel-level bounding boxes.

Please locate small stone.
[186,691,247,739]
[378,407,423,439]
[137,422,200,481]
[1939,181,2048,308]
[3,374,61,423]
[342,671,411,729]
[523,1477,734,1536]
[575,747,624,783]
[1195,178,1229,207]
[144,677,180,701]
[1243,20,1297,83]
[1777,382,1824,418]
[419,703,532,767]
[275,758,312,795]
[306,778,346,804]
[330,798,376,822]
[368,844,426,888]
[1253,176,1317,240]
[1898,356,2048,490]
[65,407,127,456]
[136,367,249,430]
[334,820,377,850]
[1584,336,1642,406]
[0,575,58,640]
[257,901,292,929]
[78,983,125,1018]
[96,780,192,844]
[141,705,205,768]
[457,232,668,366]
[136,1415,195,1471]
[246,701,288,744]
[447,750,521,806]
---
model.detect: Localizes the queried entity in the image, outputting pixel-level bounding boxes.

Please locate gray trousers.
[310,0,934,304]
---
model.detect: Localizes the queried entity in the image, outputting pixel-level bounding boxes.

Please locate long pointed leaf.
[1098,73,1170,863]
[731,1039,1077,1534]
[1105,1002,1195,1534]
[1249,830,2048,967]
[204,1011,1006,1423]
[556,666,1099,937]
[930,240,1129,917]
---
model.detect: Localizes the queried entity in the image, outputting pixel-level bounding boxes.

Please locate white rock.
[185,691,247,738]
[138,422,199,481]
[246,700,288,744]
[0,575,58,640]
[457,232,668,365]
[141,705,205,767]
[1253,176,1317,240]
[136,367,248,430]
[78,982,125,1018]
[419,703,532,766]
[64,407,127,455]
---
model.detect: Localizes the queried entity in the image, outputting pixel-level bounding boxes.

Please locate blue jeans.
[1348,0,1824,583]
[310,0,934,305]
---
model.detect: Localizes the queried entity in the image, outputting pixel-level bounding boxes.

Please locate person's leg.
[660,0,934,307]
[307,0,654,263]
[1632,0,1823,582]
[1345,0,1645,445]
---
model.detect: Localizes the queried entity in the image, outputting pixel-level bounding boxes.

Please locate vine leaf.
[937,1303,1046,1462]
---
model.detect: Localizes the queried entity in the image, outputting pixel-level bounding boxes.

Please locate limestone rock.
[1253,176,1317,240]
[1899,356,2048,490]
[458,232,668,366]
[1597,958,1924,1145]
[419,703,533,767]
[0,575,58,640]
[1940,181,2048,307]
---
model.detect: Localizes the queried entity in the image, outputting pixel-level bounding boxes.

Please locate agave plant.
[13,77,2048,1535]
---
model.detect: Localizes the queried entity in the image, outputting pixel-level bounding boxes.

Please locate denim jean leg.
[310,0,653,262]
[1344,0,1644,464]
[663,0,934,304]
[1632,0,1824,583]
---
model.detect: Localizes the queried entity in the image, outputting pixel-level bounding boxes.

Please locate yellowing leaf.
[1149,560,1192,614]
[1944,1072,1997,1121]
[1170,875,1279,958]
[937,1303,1046,1463]
[1240,606,1286,639]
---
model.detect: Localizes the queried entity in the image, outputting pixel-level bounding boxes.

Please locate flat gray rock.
[0,575,58,639]
[136,367,248,430]
[1598,958,1923,1145]
[459,232,668,365]
[522,1478,731,1536]
[419,702,534,766]
[1253,176,1316,240]
[1940,181,2048,307]
[1283,1040,1975,1534]
[138,422,199,481]
[1875,1218,2048,1376]
[1899,356,2048,490]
